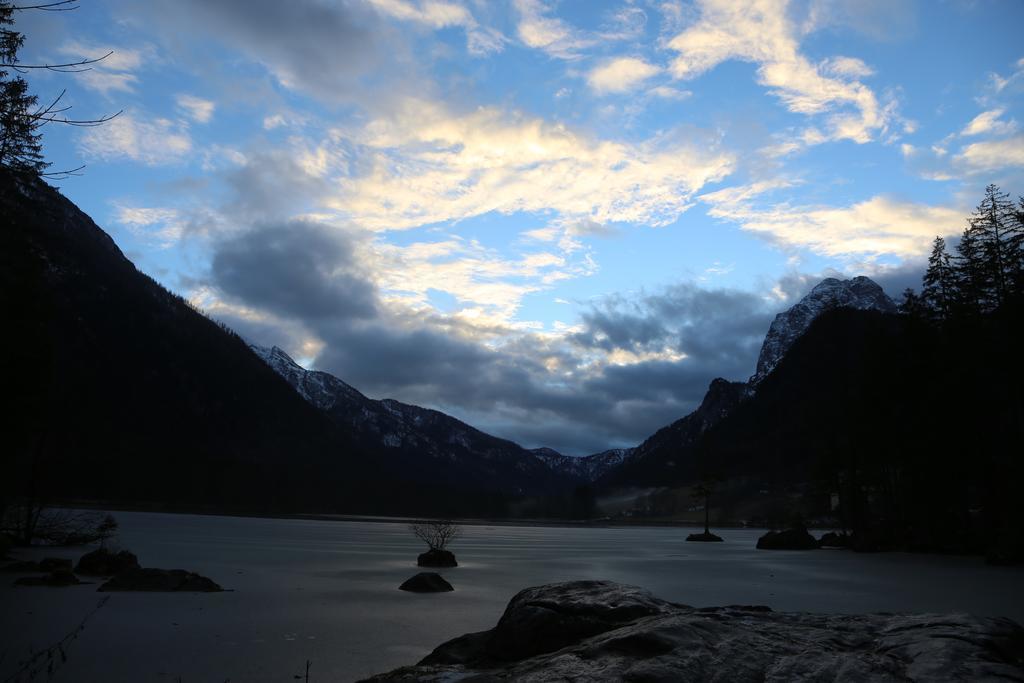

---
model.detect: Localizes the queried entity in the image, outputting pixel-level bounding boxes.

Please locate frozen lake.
[2,511,1022,682]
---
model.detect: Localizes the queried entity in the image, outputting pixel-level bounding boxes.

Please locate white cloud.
[667,0,891,147]
[959,108,1017,138]
[371,236,594,324]
[176,94,216,123]
[955,135,1024,173]
[514,0,592,58]
[80,113,192,166]
[989,57,1024,93]
[701,185,964,259]
[113,204,184,246]
[56,42,152,95]
[587,57,661,94]
[366,0,506,55]
[326,98,734,231]
[647,85,691,100]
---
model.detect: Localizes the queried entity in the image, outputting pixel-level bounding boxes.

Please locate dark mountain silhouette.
[249,344,579,496]
[606,277,896,488]
[0,171,528,516]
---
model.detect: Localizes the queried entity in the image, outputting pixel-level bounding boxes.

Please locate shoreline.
[48,498,771,531]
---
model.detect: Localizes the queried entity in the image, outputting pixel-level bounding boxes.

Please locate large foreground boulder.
[399,572,454,593]
[417,549,457,567]
[98,568,222,592]
[75,548,141,576]
[757,528,819,550]
[363,580,1024,681]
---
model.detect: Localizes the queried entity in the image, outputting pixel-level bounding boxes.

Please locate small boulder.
[399,572,454,593]
[75,548,141,576]
[15,569,81,587]
[39,557,72,572]
[417,549,457,567]
[98,568,223,592]
[756,528,819,550]
[819,531,850,548]
[686,532,724,542]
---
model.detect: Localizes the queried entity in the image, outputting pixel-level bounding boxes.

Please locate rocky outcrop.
[364,580,1024,682]
[819,531,851,548]
[417,549,457,567]
[751,276,896,386]
[757,528,820,550]
[75,548,140,576]
[399,572,454,593]
[98,568,223,592]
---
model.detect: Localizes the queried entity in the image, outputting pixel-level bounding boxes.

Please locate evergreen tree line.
[902,184,1024,319]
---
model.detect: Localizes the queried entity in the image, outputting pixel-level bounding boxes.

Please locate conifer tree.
[921,236,955,320]
[898,287,928,318]
[0,0,119,176]
[954,225,986,313]
[0,1,46,173]
[968,184,1018,309]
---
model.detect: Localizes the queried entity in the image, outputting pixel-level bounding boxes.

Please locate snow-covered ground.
[2,511,1022,682]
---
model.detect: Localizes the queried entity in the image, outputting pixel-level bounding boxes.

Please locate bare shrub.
[409,520,460,551]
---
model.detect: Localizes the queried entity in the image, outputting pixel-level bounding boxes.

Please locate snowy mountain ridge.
[750,276,897,386]
[248,343,619,487]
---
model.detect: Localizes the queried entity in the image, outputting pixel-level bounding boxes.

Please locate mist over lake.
[3,511,1022,682]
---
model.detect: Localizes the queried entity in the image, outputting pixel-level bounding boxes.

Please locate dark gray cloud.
[120,0,409,103]
[212,220,376,322]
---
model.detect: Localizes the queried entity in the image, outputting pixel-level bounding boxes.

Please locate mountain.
[0,170,390,514]
[529,447,634,483]
[605,276,896,488]
[603,379,751,486]
[249,344,581,496]
[750,276,896,385]
[1,171,558,517]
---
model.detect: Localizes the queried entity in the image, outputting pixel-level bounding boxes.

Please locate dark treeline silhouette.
[677,185,1024,561]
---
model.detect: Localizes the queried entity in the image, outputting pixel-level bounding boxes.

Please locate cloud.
[113,204,185,246]
[701,185,964,259]
[989,56,1024,93]
[206,225,782,452]
[667,0,893,147]
[212,220,377,322]
[329,97,734,231]
[124,0,390,102]
[56,41,152,95]
[366,0,506,55]
[79,113,192,165]
[955,135,1024,173]
[959,108,1017,138]
[176,94,216,123]
[647,85,691,100]
[514,0,592,58]
[587,57,662,94]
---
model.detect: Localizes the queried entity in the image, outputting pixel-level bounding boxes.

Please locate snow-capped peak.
[750,276,896,385]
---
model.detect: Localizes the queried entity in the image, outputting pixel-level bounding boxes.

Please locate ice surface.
[1,511,1021,682]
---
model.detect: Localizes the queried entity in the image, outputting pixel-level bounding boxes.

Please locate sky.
[16,0,1024,454]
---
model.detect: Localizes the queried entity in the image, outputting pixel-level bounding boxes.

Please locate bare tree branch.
[11,0,78,11]
[4,50,112,72]
[409,520,461,551]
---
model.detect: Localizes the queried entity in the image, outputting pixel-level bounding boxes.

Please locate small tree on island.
[409,519,461,567]
[686,479,723,542]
